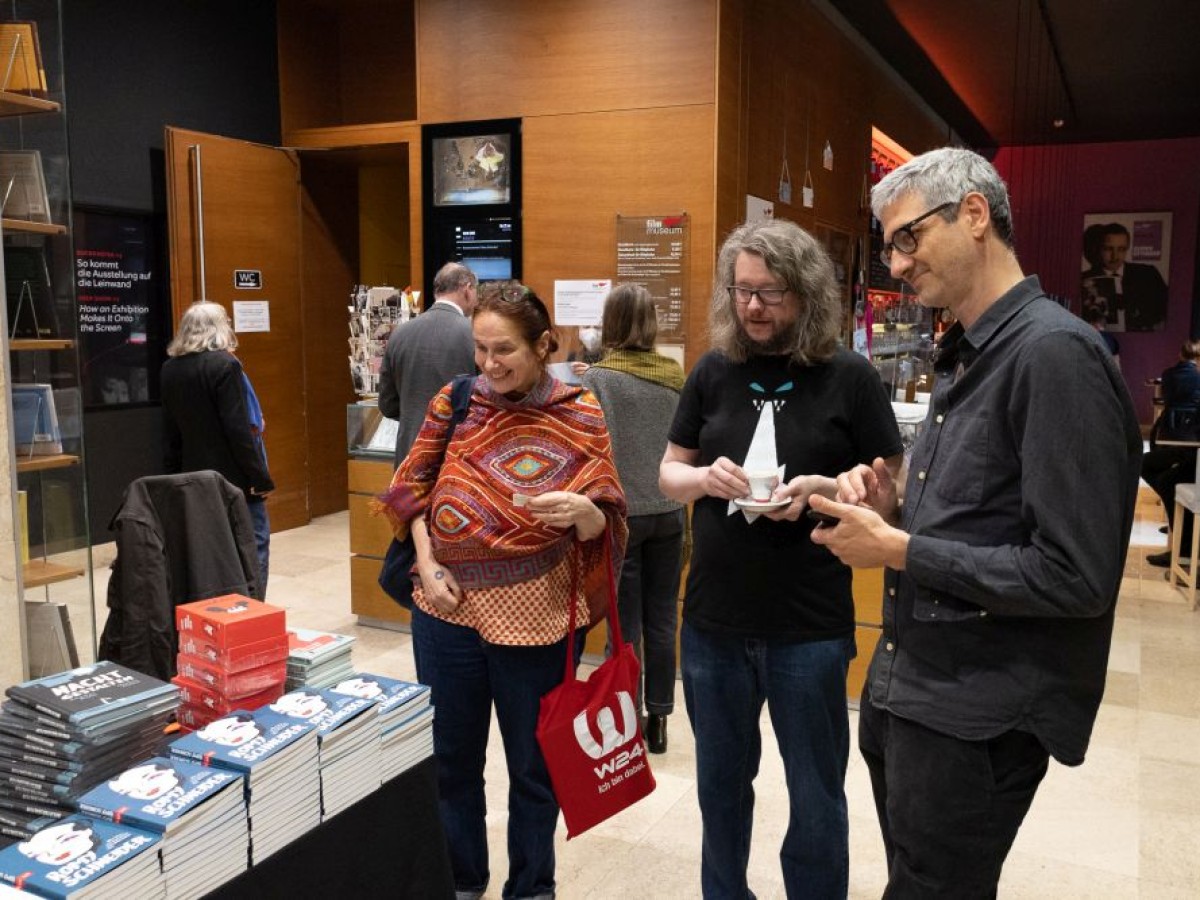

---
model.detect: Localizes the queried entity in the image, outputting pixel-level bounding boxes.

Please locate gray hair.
[709,219,841,365]
[166,301,237,357]
[433,262,478,296]
[871,146,1014,248]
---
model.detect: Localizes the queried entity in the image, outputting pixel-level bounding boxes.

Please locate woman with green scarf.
[582,283,686,754]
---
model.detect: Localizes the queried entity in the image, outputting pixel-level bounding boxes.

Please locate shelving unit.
[0,0,93,683]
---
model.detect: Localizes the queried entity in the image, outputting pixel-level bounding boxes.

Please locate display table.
[206,757,453,899]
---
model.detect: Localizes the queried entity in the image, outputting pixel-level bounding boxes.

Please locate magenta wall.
[994,137,1200,425]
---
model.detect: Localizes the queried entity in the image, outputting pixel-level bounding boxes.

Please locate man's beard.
[734,317,800,357]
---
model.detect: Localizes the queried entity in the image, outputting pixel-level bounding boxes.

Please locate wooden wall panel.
[418,0,716,122]
[521,107,716,369]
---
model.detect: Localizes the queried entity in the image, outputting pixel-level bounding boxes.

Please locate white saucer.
[733,497,790,511]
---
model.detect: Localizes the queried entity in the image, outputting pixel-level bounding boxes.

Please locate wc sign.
[234,269,262,290]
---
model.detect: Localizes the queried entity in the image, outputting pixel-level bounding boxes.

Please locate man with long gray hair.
[660,218,902,897]
[811,147,1141,895]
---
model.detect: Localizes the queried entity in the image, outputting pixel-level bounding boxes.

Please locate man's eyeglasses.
[879,201,958,267]
[726,285,788,306]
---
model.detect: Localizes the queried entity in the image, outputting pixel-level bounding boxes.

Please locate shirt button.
[935,414,944,424]
[918,470,927,481]
[885,642,894,652]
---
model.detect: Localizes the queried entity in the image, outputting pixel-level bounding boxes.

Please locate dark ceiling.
[827,0,1200,149]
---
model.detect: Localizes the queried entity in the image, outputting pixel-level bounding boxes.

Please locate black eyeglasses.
[879,201,958,267]
[726,285,789,306]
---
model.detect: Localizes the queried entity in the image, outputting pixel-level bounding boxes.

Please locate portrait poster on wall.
[1080,211,1171,333]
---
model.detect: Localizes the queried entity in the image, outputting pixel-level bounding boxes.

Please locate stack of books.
[266,688,379,820]
[284,629,355,691]
[0,663,178,844]
[78,756,247,900]
[173,596,288,732]
[0,814,163,898]
[329,673,433,784]
[169,707,319,865]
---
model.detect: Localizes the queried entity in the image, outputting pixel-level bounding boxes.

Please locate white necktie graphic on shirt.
[731,382,788,522]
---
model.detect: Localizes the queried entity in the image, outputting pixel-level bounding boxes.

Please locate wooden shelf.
[9,338,74,351]
[23,559,84,588]
[1,218,67,236]
[15,453,79,473]
[0,91,59,117]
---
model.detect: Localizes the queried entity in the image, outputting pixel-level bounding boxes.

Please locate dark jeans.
[247,496,270,598]
[1142,446,1195,544]
[411,604,581,900]
[858,691,1050,899]
[682,623,854,899]
[613,509,684,715]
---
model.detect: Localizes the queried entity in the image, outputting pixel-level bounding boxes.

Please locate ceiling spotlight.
[1052,118,1065,128]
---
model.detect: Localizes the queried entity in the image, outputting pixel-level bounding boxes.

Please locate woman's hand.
[411,516,463,613]
[526,491,607,540]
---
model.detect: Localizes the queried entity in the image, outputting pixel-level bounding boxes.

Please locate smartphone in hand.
[806,507,840,527]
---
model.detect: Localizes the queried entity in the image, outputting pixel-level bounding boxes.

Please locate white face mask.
[579,326,602,352]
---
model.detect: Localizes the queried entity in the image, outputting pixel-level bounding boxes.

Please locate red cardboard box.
[178,631,290,673]
[175,595,286,649]
[171,675,284,715]
[176,702,222,732]
[175,654,287,699]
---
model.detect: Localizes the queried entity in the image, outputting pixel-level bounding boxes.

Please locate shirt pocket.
[912,586,989,623]
[932,414,989,505]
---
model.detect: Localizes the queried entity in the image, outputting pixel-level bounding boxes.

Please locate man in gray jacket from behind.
[378,261,478,467]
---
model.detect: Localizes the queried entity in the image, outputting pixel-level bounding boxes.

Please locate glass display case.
[0,0,93,681]
[347,399,396,460]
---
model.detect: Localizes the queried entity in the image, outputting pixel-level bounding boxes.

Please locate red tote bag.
[535,542,656,839]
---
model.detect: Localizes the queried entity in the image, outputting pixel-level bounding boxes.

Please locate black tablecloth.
[206,757,453,899]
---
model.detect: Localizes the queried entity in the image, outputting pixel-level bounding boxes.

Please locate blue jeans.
[247,497,270,599]
[682,622,854,900]
[412,604,580,900]
[614,510,684,715]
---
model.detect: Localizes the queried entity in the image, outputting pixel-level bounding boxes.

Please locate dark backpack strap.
[446,374,476,442]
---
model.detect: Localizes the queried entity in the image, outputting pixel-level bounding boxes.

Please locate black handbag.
[378,374,476,607]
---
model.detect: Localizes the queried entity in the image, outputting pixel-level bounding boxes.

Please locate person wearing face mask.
[375,283,627,900]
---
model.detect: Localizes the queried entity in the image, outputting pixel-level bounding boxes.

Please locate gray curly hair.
[709,219,841,365]
[166,301,237,357]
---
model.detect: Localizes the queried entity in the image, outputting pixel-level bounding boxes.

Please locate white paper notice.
[233,300,270,333]
[553,279,610,326]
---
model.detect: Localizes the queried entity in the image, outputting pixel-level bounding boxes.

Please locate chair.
[99,470,261,679]
[1167,449,1200,609]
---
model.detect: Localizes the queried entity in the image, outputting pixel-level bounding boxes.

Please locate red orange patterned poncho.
[374,373,627,645]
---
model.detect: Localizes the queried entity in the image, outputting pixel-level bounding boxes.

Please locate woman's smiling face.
[474,310,549,397]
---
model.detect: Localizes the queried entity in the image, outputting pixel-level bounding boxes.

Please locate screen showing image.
[432,133,511,206]
[444,218,514,280]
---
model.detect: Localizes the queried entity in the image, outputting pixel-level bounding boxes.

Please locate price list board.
[615,214,688,341]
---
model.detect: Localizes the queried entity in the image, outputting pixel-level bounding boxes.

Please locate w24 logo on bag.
[573,691,648,785]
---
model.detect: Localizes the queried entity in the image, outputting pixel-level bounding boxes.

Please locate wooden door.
[164,127,309,532]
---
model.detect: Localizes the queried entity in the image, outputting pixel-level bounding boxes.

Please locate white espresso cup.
[746,470,779,502]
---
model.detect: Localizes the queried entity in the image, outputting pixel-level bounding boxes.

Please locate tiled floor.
[82,491,1199,898]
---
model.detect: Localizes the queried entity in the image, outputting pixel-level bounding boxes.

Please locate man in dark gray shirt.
[810,147,1141,896]
[378,262,477,467]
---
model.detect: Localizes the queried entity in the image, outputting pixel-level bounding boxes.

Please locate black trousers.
[859,692,1049,899]
[1142,446,1195,544]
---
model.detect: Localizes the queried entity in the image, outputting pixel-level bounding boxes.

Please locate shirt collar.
[432,298,466,316]
[933,275,1044,374]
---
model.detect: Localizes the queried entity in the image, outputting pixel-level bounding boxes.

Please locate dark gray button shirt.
[867,276,1142,765]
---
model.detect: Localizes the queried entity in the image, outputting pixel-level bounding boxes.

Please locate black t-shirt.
[669,349,903,640]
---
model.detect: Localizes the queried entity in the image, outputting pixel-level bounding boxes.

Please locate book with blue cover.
[4,663,178,730]
[0,814,162,898]
[77,757,243,837]
[330,673,430,721]
[168,708,316,787]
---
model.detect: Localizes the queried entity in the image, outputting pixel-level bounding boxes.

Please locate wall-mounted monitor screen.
[443,217,514,280]
[432,133,512,206]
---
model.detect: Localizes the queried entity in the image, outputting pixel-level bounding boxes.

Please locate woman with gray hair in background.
[582,283,686,754]
[161,300,274,593]
[659,219,902,897]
